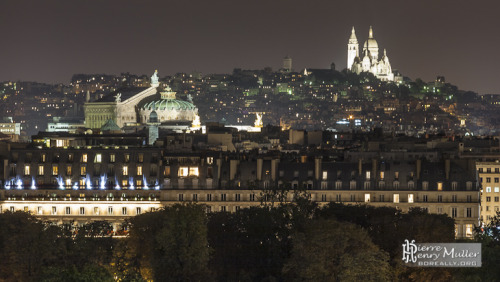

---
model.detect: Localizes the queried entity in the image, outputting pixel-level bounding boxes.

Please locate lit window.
[137,165,143,176]
[52,165,58,176]
[393,194,400,203]
[122,179,128,187]
[322,171,328,179]
[364,193,371,202]
[366,171,370,180]
[24,165,30,176]
[380,171,384,180]
[486,187,491,193]
[79,178,86,188]
[189,167,199,176]
[178,167,189,177]
[465,224,473,238]
[66,165,72,176]
[56,140,64,147]
[95,154,102,163]
[164,166,171,176]
[125,154,130,162]
[110,154,115,163]
[123,166,128,176]
[65,179,71,187]
[38,165,44,175]
[82,154,88,163]
[437,182,443,191]
[138,154,144,163]
[408,194,414,203]
[136,179,142,187]
[80,166,86,176]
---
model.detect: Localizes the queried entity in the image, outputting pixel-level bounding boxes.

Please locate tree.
[208,206,294,281]
[127,204,212,282]
[283,219,392,281]
[0,211,64,281]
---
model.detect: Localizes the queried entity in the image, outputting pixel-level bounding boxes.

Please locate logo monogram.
[402,239,417,263]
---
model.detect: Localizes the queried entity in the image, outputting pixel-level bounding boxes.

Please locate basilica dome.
[363,38,378,50]
[362,26,379,59]
[139,87,198,124]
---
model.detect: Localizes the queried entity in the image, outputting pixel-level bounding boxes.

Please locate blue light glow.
[15,177,23,190]
[114,177,120,190]
[129,177,135,190]
[99,174,107,190]
[143,176,149,190]
[85,175,92,190]
[31,177,37,190]
[56,176,64,190]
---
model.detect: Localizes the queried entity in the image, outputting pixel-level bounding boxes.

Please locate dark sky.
[1,0,499,94]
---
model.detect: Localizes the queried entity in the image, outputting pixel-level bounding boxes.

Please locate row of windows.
[318,180,469,190]
[481,177,500,183]
[478,167,500,173]
[484,187,500,193]
[22,165,207,177]
[18,153,146,163]
[177,193,256,202]
[482,206,500,212]
[8,206,153,216]
[485,196,500,202]
[319,193,474,204]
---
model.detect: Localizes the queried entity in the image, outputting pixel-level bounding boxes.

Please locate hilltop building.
[347,26,395,81]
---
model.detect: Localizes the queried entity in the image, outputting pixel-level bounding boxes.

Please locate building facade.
[0,139,479,238]
[476,162,500,224]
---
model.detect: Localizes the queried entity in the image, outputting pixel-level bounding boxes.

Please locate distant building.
[0,117,21,135]
[282,56,292,72]
[348,26,395,81]
[84,71,199,132]
[83,71,160,129]
[0,117,21,141]
[47,117,85,133]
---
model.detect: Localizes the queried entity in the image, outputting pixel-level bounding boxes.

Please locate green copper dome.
[142,99,196,111]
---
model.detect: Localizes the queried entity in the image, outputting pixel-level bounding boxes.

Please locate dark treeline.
[0,203,499,281]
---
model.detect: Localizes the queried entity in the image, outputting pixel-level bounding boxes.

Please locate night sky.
[1,0,499,94]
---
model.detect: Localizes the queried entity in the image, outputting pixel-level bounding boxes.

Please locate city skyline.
[1,0,499,94]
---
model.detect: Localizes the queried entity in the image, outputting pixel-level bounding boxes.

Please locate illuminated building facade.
[84,71,160,129]
[476,162,500,224]
[0,137,479,238]
[347,26,395,81]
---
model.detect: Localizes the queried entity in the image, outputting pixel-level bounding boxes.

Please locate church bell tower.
[347,26,359,70]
